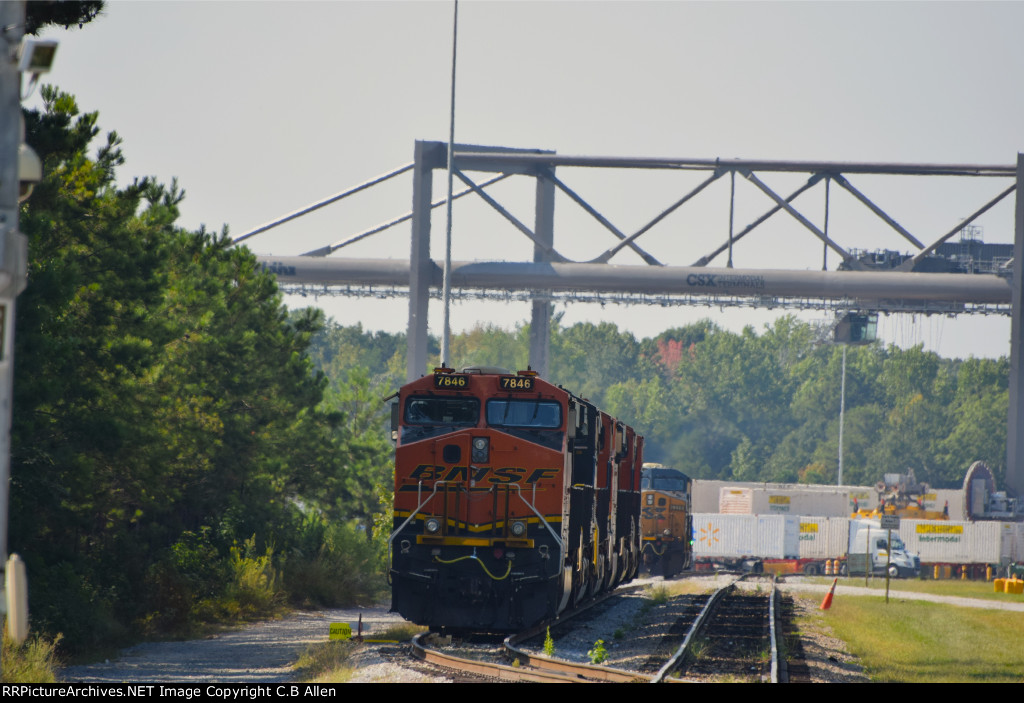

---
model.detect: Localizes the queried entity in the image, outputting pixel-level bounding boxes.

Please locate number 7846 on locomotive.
[388,366,644,631]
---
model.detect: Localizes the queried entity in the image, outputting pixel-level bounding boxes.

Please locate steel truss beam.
[243,142,1022,493]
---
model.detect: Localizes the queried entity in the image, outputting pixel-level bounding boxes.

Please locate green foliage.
[1,631,62,683]
[25,1,104,35]
[284,517,387,608]
[226,537,283,616]
[588,639,608,664]
[10,90,357,653]
[543,627,555,657]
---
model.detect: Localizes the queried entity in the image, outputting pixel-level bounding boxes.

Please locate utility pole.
[838,343,846,486]
[1,0,32,650]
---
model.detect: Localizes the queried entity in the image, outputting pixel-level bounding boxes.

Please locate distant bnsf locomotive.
[640,464,693,578]
[389,366,643,630]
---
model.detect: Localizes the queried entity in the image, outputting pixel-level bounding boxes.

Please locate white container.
[797,517,850,559]
[693,513,800,559]
[699,479,878,517]
[719,487,753,514]
[898,520,1006,564]
[751,489,851,517]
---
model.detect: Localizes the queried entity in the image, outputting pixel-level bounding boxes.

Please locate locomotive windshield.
[641,467,691,493]
[402,396,479,443]
[486,399,562,428]
[486,399,564,451]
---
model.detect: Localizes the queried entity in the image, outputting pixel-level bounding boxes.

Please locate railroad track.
[654,575,786,682]
[410,575,792,683]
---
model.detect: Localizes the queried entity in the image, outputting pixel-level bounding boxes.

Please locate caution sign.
[329,622,352,640]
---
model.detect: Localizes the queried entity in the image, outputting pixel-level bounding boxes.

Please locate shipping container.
[898,520,1017,566]
[692,513,800,559]
[694,480,969,520]
[797,517,850,560]
[719,488,752,514]
[751,489,851,517]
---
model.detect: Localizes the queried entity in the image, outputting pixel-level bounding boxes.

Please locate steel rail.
[410,586,646,683]
[769,575,786,683]
[410,632,584,683]
[502,586,650,683]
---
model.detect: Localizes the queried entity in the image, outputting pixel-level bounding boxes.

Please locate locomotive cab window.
[486,399,562,428]
[486,399,564,451]
[402,396,480,443]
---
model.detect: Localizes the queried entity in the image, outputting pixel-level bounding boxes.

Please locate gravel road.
[59,606,409,684]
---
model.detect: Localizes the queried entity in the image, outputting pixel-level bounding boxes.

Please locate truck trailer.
[692,514,921,577]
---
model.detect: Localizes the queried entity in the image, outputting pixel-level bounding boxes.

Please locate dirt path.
[59,606,407,684]
[779,581,1024,612]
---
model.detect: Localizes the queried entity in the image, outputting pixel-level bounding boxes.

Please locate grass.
[2,631,61,683]
[805,576,1024,602]
[819,596,1024,682]
[647,585,670,604]
[292,622,427,683]
[293,640,359,683]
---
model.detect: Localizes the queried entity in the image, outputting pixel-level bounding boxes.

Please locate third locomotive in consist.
[389,366,643,631]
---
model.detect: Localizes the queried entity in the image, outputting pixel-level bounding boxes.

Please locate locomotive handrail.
[387,480,455,582]
[509,482,565,556]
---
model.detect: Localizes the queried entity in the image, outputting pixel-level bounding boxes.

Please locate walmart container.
[692,513,800,559]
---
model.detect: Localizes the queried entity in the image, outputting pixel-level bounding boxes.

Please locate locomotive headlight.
[471,436,489,463]
[510,521,527,537]
[425,518,441,534]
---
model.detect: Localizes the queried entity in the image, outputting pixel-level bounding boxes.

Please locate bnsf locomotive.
[389,366,643,630]
[640,464,693,578]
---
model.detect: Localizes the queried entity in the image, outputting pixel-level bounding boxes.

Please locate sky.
[27,1,1024,360]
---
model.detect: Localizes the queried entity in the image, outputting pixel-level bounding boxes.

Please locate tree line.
[320,315,1008,493]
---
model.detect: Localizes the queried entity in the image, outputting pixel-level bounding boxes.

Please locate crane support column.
[406,141,444,381]
[529,167,555,377]
[1008,153,1024,495]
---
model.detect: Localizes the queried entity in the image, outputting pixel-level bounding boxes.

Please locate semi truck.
[692,514,921,577]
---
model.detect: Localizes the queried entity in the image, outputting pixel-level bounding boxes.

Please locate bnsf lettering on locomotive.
[525,468,558,483]
[490,467,525,484]
[407,464,557,485]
